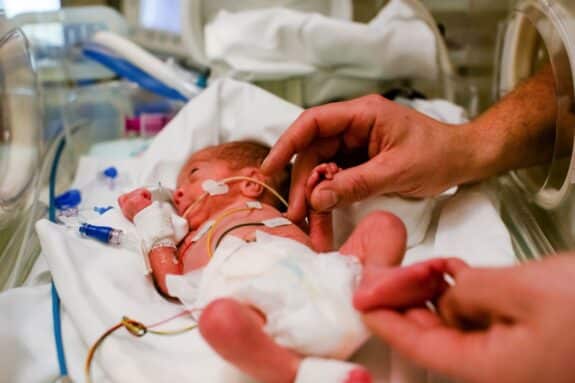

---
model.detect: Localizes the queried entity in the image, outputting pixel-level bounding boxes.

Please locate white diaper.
[167,231,369,359]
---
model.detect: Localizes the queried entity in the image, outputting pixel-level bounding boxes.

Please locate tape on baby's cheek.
[201,179,229,196]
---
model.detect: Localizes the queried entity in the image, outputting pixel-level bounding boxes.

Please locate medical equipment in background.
[420,0,514,114]
[122,0,353,69]
[122,0,456,107]
[0,7,189,291]
[10,6,128,83]
[88,31,206,100]
[494,0,575,259]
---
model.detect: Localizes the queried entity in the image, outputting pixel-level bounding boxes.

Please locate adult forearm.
[463,65,557,183]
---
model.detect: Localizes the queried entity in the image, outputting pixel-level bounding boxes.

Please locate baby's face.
[173,150,237,228]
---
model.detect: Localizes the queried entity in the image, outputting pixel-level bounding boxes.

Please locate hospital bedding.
[0,79,515,383]
[204,0,449,106]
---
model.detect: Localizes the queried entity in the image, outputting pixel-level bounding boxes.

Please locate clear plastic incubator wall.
[0,6,185,290]
[495,0,575,259]
[1,0,569,382]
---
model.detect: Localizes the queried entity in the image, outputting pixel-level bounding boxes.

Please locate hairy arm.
[464,65,557,182]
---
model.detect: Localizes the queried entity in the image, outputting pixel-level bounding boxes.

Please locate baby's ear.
[238,167,265,199]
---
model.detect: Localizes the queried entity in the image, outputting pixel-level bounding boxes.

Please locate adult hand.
[261,95,485,223]
[354,256,575,383]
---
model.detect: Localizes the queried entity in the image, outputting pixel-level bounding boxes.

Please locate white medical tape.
[201,179,229,196]
[261,217,292,228]
[246,201,262,209]
[133,201,176,253]
[295,358,361,383]
[192,219,215,242]
[149,183,174,202]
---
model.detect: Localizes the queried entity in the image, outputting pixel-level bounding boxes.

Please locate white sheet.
[205,0,440,105]
[0,79,515,383]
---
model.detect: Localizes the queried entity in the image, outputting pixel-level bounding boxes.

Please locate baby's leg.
[199,298,371,383]
[199,298,299,383]
[340,211,406,286]
[340,211,406,265]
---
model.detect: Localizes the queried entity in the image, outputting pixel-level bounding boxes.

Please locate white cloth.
[205,0,440,104]
[167,231,368,359]
[295,358,364,383]
[133,201,188,253]
[333,196,435,248]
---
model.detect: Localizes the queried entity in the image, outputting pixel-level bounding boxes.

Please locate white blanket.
[205,0,441,105]
[0,79,515,383]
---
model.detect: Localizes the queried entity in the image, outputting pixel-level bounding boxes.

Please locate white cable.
[92,31,201,99]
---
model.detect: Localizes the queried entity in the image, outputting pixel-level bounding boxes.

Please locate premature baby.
[118,141,406,383]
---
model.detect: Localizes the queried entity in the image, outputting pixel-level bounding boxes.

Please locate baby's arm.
[306,163,339,252]
[148,247,181,297]
[118,188,181,297]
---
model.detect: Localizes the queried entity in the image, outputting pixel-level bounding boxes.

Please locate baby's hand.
[305,163,340,207]
[118,188,152,222]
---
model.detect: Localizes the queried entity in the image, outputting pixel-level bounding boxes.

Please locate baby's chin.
[185,210,209,231]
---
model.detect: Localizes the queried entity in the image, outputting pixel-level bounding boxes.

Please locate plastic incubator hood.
[497,0,575,210]
[0,25,41,226]
[493,0,575,258]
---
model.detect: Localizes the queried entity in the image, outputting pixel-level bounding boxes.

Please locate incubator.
[0,2,543,382]
[494,0,575,258]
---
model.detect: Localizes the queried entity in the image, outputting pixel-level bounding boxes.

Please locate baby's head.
[173,141,290,228]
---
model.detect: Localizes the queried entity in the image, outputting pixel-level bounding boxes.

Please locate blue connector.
[54,189,82,210]
[93,206,114,215]
[79,223,123,245]
[103,166,118,180]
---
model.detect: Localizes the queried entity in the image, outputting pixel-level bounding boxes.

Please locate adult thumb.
[309,160,391,211]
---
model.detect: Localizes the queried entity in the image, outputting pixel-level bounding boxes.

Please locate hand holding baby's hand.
[305,163,341,210]
[118,188,152,221]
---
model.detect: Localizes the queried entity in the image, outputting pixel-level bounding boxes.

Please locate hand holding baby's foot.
[118,188,152,221]
[305,163,341,204]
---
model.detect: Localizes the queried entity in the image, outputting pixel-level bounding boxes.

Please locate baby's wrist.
[149,243,179,266]
[151,238,177,252]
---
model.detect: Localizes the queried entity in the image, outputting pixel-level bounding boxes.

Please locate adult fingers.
[262,96,381,175]
[363,309,486,380]
[404,307,443,329]
[354,258,468,311]
[307,157,383,211]
[438,266,530,329]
